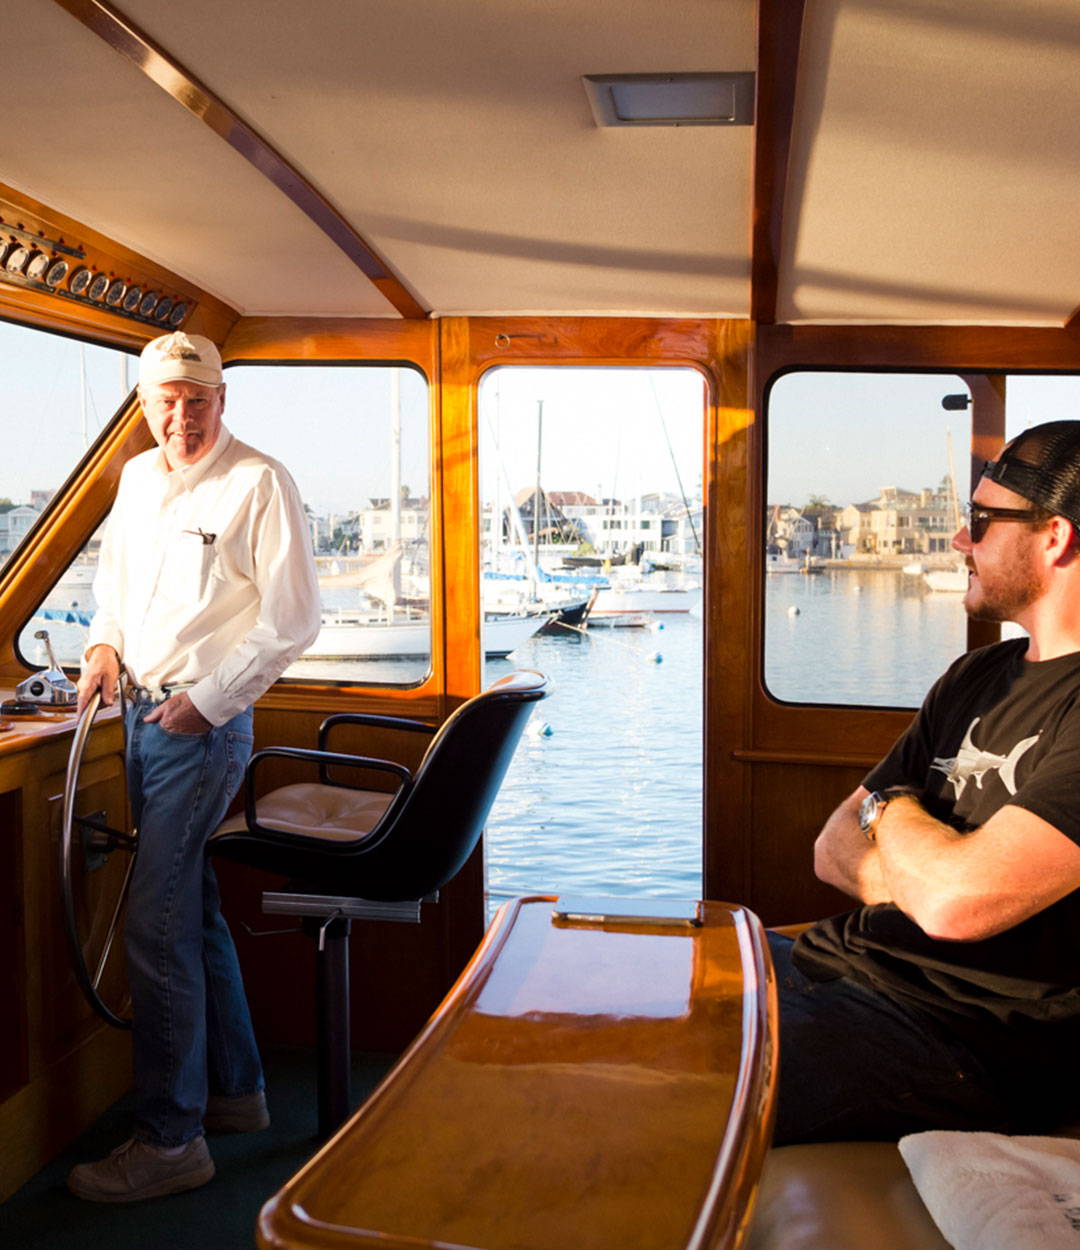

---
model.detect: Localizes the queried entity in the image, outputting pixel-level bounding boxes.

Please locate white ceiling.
[2,0,1080,326]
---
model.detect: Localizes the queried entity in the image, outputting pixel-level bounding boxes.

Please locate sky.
[768,371,1080,509]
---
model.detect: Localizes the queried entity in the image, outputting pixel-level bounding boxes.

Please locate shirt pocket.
[160,532,215,603]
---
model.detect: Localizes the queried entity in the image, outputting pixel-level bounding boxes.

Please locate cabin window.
[764,371,973,708]
[214,362,431,686]
[0,320,132,575]
[17,360,431,686]
[477,365,705,913]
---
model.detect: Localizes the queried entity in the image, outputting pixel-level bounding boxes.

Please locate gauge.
[122,285,142,312]
[26,252,50,282]
[139,291,159,317]
[154,296,173,322]
[105,279,126,306]
[88,273,109,301]
[68,266,92,295]
[169,301,188,326]
[45,258,71,289]
[5,245,30,274]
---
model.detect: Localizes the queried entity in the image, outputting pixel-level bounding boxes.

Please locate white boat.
[589,583,701,616]
[902,561,927,576]
[294,609,550,662]
[765,553,824,575]
[924,565,969,593]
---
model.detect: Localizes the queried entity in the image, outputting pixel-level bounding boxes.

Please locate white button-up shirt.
[86,426,321,725]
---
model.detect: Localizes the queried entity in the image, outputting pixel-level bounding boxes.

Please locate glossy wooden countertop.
[259,896,778,1250]
[0,690,86,755]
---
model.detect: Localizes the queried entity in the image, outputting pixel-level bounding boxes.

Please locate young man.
[770,420,1080,1145]
[69,332,321,1200]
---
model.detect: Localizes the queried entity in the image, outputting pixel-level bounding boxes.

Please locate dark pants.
[769,932,1021,1145]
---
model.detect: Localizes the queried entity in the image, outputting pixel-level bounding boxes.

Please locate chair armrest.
[318,712,436,753]
[242,746,414,835]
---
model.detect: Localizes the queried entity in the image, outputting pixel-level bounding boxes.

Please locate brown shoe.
[203,1090,270,1134]
[67,1136,214,1203]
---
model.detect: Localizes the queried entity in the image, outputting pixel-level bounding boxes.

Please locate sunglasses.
[964,501,1043,543]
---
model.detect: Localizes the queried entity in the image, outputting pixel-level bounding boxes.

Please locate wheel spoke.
[60,689,136,1030]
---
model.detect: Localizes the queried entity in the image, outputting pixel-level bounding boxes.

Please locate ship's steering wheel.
[59,688,137,1029]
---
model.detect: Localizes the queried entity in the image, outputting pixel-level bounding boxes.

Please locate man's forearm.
[813,789,893,904]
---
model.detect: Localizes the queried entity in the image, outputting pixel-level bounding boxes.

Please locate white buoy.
[853,585,863,594]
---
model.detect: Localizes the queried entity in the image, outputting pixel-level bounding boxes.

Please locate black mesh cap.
[981,421,1080,530]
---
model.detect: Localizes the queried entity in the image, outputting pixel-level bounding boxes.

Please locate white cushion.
[212,782,394,843]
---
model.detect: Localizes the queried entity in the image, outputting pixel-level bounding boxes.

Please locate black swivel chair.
[210,669,549,1134]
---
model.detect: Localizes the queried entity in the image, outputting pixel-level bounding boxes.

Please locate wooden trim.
[751,0,807,325]
[731,748,883,768]
[50,0,427,320]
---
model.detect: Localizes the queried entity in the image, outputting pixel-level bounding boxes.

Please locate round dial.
[122,285,142,313]
[139,291,159,317]
[5,245,31,274]
[105,279,126,307]
[68,266,92,296]
[88,273,109,301]
[169,301,188,326]
[26,252,51,281]
[45,258,70,288]
[154,296,174,322]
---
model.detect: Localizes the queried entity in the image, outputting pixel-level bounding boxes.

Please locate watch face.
[69,266,92,295]
[45,258,69,288]
[26,252,50,281]
[169,301,188,326]
[857,792,881,835]
[139,291,159,317]
[5,245,30,274]
[88,272,109,301]
[105,279,126,306]
[122,285,142,312]
[153,296,173,322]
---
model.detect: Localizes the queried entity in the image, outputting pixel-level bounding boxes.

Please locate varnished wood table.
[258,895,778,1250]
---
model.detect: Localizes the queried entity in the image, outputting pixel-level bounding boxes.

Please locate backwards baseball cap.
[981,421,1080,530]
[138,331,223,388]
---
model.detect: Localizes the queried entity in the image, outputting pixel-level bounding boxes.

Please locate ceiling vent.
[582,72,754,127]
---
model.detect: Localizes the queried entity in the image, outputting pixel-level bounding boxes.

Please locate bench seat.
[746,1142,951,1250]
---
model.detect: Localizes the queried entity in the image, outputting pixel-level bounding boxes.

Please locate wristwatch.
[858,786,919,841]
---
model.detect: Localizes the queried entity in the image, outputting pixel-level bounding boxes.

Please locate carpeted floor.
[0,1047,394,1250]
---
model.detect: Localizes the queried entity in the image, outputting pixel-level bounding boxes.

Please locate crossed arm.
[815,787,1080,941]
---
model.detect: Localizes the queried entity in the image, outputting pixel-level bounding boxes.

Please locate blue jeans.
[769,932,1016,1145]
[124,697,264,1146]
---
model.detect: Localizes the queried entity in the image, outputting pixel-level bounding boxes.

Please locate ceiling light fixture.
[582,72,754,127]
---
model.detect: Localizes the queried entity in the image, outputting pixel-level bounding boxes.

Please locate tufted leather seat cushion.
[212,782,394,842]
[746,1142,951,1250]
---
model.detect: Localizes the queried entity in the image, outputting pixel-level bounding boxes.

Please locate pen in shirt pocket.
[182,528,217,544]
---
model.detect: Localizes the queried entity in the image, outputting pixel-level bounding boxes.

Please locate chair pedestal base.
[263,891,428,1138]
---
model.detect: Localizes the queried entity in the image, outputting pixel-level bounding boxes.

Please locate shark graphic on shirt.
[930,717,1040,800]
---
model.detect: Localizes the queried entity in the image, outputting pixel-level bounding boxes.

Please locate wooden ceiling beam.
[51,0,429,320]
[750,0,807,326]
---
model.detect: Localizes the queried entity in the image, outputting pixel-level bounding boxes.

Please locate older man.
[770,420,1080,1145]
[69,332,321,1201]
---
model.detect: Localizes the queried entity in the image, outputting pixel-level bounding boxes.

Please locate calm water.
[482,614,704,908]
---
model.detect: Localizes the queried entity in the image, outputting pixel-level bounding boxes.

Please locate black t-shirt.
[795,639,1080,1061]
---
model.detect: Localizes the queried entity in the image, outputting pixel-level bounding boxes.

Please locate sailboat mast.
[389,369,402,619]
[533,399,543,570]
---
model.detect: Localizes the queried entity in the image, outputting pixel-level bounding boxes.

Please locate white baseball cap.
[138,332,223,388]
